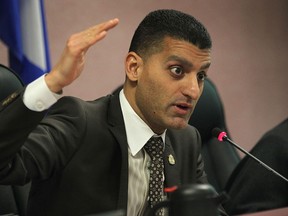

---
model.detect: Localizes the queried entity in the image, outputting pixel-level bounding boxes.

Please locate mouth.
[174,102,193,115]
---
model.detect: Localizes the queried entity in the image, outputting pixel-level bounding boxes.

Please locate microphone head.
[212,128,222,138]
[212,128,227,141]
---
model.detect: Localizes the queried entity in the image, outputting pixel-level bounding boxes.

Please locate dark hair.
[129,9,212,59]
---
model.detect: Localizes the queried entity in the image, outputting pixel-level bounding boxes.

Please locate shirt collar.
[119,89,166,156]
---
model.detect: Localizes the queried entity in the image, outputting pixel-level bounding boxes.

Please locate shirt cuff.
[23,74,62,112]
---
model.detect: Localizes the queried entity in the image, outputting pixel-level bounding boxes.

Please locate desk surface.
[238,207,288,216]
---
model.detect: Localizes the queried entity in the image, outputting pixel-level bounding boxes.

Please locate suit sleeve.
[0,93,86,185]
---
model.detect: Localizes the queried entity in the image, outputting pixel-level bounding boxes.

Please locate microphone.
[212,128,288,183]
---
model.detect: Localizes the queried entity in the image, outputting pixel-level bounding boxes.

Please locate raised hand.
[45,18,119,93]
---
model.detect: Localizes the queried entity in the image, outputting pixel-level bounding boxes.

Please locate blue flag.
[0,0,51,84]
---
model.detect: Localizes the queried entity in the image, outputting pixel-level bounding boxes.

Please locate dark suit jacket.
[0,91,207,216]
[224,118,288,215]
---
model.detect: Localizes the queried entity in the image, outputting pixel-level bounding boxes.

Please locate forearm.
[0,92,45,168]
[0,95,86,184]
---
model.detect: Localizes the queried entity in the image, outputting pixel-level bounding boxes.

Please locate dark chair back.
[189,78,240,192]
[0,64,24,101]
[0,64,30,216]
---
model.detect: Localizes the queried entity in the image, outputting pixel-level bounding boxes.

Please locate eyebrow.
[166,55,211,70]
[166,55,193,68]
[200,62,211,70]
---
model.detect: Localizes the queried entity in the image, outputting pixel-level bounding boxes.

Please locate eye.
[197,72,207,81]
[170,66,184,77]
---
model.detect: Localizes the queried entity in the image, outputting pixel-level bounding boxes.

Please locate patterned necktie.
[144,136,165,216]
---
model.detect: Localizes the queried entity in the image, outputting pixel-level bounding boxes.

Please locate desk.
[238,207,288,216]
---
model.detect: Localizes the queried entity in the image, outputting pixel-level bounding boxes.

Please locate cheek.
[138,80,158,106]
[136,79,165,115]
[137,67,171,110]
[146,80,166,102]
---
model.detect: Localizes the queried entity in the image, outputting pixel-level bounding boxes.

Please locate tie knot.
[144,136,164,159]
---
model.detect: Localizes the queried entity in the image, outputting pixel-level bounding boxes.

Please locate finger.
[82,19,119,46]
[73,18,118,48]
[80,30,107,54]
[72,18,119,41]
[62,18,119,64]
[104,18,119,31]
[87,30,107,45]
[90,18,119,33]
[72,29,107,54]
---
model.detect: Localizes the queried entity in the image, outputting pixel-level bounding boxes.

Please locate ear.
[125,52,143,81]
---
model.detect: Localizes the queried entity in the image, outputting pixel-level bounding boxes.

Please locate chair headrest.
[0,64,24,101]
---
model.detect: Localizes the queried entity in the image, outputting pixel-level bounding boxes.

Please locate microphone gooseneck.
[212,127,288,184]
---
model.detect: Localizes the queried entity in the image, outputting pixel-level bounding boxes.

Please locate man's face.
[129,37,211,134]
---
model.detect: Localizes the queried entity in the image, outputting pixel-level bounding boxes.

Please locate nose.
[182,74,201,100]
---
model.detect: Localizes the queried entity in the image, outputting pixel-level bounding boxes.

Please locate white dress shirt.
[23,74,61,111]
[119,90,166,216]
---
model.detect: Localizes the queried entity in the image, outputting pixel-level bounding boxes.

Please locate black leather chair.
[189,78,241,193]
[0,64,30,216]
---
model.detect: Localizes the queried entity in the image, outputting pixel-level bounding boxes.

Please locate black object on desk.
[149,183,228,216]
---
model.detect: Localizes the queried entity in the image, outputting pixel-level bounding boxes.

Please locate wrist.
[44,72,64,94]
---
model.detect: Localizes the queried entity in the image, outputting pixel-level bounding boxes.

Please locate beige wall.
[1,0,288,153]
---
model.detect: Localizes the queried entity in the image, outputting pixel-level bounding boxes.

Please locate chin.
[168,121,188,130]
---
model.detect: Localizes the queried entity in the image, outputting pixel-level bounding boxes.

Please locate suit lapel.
[107,93,129,210]
[164,135,181,188]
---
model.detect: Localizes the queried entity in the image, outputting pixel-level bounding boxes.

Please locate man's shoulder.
[56,94,113,108]
[46,94,115,118]
[167,125,201,147]
[167,124,199,138]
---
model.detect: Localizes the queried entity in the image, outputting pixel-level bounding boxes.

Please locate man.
[224,118,288,215]
[0,9,213,215]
